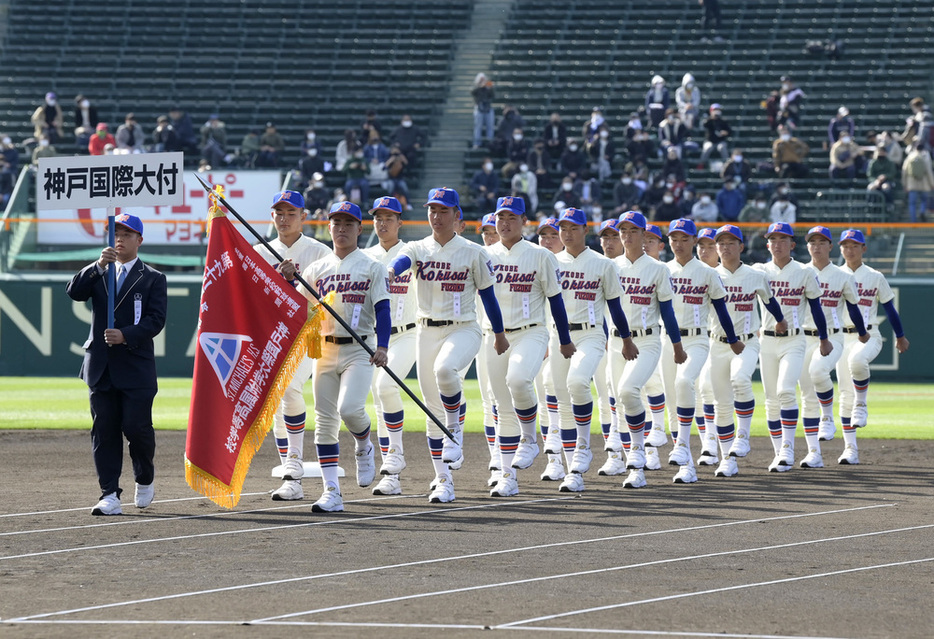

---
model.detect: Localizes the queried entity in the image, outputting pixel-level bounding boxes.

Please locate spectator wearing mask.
[389,115,424,165]
[363,130,389,165]
[827,106,855,149]
[627,127,655,164]
[73,95,99,152]
[31,92,64,144]
[769,187,797,224]
[739,192,769,222]
[511,161,538,212]
[199,113,227,166]
[298,139,327,186]
[541,112,567,159]
[383,143,411,207]
[88,123,115,156]
[772,124,809,178]
[902,142,934,222]
[678,185,697,218]
[691,192,719,222]
[587,124,615,181]
[31,133,57,164]
[720,148,752,188]
[300,129,322,156]
[658,108,687,159]
[716,180,745,222]
[699,103,732,168]
[470,157,500,210]
[675,73,702,130]
[877,130,904,166]
[582,106,606,146]
[359,109,383,145]
[653,190,681,222]
[829,132,863,182]
[559,138,587,179]
[115,113,146,155]
[612,172,643,215]
[526,138,552,190]
[661,146,686,183]
[493,105,525,156]
[303,172,331,215]
[645,75,669,129]
[867,146,898,187]
[151,116,180,153]
[503,127,530,178]
[342,148,369,204]
[0,135,19,171]
[552,176,582,210]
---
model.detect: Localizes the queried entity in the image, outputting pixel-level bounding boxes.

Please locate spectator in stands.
[0,135,20,172]
[335,129,359,174]
[256,122,284,168]
[720,148,751,187]
[739,192,769,222]
[679,184,697,218]
[653,190,681,222]
[587,125,615,181]
[658,108,687,159]
[300,129,322,156]
[470,157,500,210]
[527,138,552,190]
[698,103,731,168]
[73,95,99,153]
[772,124,809,178]
[494,105,525,156]
[675,73,702,131]
[624,159,650,191]
[867,146,898,187]
[769,186,797,223]
[541,112,567,160]
[88,123,115,156]
[763,89,781,131]
[626,127,655,164]
[559,137,587,179]
[199,113,227,167]
[115,113,145,155]
[699,0,722,41]
[827,106,855,149]
[297,140,327,188]
[902,142,934,222]
[390,114,424,165]
[359,109,383,145]
[692,191,719,222]
[643,175,667,215]
[239,129,260,168]
[612,171,643,215]
[342,147,369,204]
[383,143,411,208]
[876,130,903,166]
[553,176,582,210]
[898,97,929,148]
[829,132,863,182]
[511,161,538,213]
[168,106,197,153]
[917,112,934,155]
[31,92,64,145]
[472,73,496,148]
[503,127,530,179]
[661,146,686,183]
[303,172,331,215]
[768,182,799,209]
[867,174,895,206]
[777,75,805,130]
[151,116,179,153]
[582,106,606,147]
[716,179,744,222]
[0,157,14,207]
[645,75,669,129]
[31,134,57,164]
[363,130,389,165]
[575,175,602,218]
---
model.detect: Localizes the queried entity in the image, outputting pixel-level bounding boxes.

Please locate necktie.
[116,264,127,294]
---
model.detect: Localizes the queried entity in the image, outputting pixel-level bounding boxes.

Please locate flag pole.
[194,175,454,441]
[106,207,115,330]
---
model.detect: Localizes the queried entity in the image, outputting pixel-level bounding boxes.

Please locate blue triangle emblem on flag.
[199,332,253,393]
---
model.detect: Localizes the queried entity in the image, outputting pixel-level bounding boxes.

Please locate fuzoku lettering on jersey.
[486,240,563,330]
[301,248,389,338]
[555,247,622,327]
[614,253,673,332]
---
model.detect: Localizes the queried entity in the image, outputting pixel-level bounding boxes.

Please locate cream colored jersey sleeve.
[843,263,894,330]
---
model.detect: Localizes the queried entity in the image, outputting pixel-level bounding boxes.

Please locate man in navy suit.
[66,213,167,515]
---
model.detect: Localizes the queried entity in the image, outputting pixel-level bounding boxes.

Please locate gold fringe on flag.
[305,291,336,359]
[206,184,226,237]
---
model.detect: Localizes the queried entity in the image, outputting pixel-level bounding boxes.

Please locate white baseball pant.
[800,332,845,419]
[661,334,710,444]
[708,336,760,453]
[485,325,549,440]
[313,342,374,445]
[835,331,883,430]
[416,322,482,438]
[759,334,806,451]
[371,329,417,452]
[611,333,663,452]
[272,355,315,459]
[548,327,606,447]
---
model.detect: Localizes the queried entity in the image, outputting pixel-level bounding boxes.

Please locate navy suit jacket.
[66,259,167,391]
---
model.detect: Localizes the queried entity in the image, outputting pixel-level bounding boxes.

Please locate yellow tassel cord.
[305,291,336,359]
[205,185,226,237]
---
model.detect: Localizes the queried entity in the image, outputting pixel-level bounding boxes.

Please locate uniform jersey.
[713,263,773,338]
[554,247,622,327]
[802,263,860,332]
[666,257,727,331]
[301,248,389,338]
[399,234,495,322]
[754,259,822,332]
[841,263,895,331]
[364,240,418,327]
[484,239,562,331]
[253,234,330,273]
[613,252,674,332]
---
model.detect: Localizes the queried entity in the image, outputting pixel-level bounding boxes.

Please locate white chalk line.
[6,502,893,623]
[0,491,269,519]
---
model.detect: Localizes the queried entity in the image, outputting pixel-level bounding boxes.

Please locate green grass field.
[0,377,930,439]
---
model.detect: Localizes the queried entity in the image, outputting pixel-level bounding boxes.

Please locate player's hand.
[673,341,687,364]
[369,346,389,367]
[621,336,639,361]
[819,338,833,356]
[896,336,910,353]
[559,342,576,359]
[774,320,788,335]
[103,328,125,346]
[97,246,117,269]
[858,332,870,344]
[729,339,746,355]
[277,259,296,281]
[493,332,510,355]
[386,267,396,283]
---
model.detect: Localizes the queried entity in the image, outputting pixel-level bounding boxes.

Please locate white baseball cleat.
[626,445,646,470]
[622,468,647,489]
[311,483,344,513]
[799,448,824,468]
[134,482,154,508]
[540,455,566,481]
[697,448,719,466]
[569,440,593,474]
[645,425,668,447]
[490,471,519,497]
[668,441,691,466]
[644,446,662,470]
[282,453,304,480]
[837,444,860,465]
[558,472,585,492]
[597,451,627,476]
[512,439,540,469]
[379,450,406,475]
[673,462,698,484]
[441,428,464,464]
[728,433,751,457]
[714,457,738,477]
[851,402,869,428]
[372,475,401,495]
[271,479,304,501]
[488,468,503,488]
[818,417,836,441]
[779,442,795,467]
[543,429,562,455]
[428,474,455,503]
[355,443,376,487]
[91,492,122,516]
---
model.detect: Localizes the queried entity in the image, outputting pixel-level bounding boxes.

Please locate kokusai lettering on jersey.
[725,287,757,312]
[493,264,537,293]
[772,281,805,304]
[416,261,469,292]
[819,284,844,307]
[671,278,709,305]
[315,273,373,296]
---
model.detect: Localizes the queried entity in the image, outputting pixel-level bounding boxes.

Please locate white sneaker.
[271,479,304,501]
[622,468,647,489]
[697,448,719,466]
[597,451,627,476]
[512,439,540,469]
[540,455,566,481]
[442,428,464,464]
[91,492,122,516]
[569,441,593,474]
[799,448,824,468]
[558,472,585,492]
[779,442,795,467]
[644,446,662,470]
[818,417,836,441]
[646,425,668,447]
[838,444,860,465]
[355,443,376,487]
[282,453,304,480]
[673,463,698,484]
[488,468,503,488]
[488,450,502,471]
[428,474,455,503]
[626,445,646,470]
[728,433,751,457]
[543,428,562,455]
[372,474,401,495]
[311,483,343,512]
[134,482,154,508]
[714,457,738,477]
[379,450,406,475]
[448,452,465,471]
[668,442,691,466]
[490,471,519,497]
[851,402,868,428]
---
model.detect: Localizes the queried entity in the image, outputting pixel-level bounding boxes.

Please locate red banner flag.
[185,208,313,508]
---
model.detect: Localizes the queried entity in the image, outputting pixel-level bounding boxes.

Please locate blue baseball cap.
[839,228,866,245]
[646,223,663,240]
[495,195,526,216]
[537,217,559,233]
[558,207,588,226]
[697,228,717,241]
[765,221,795,238]
[668,218,697,237]
[597,218,621,236]
[272,190,304,209]
[328,201,363,221]
[425,187,460,210]
[716,224,744,242]
[618,210,647,229]
[480,213,497,229]
[806,225,833,242]
[114,213,144,236]
[369,196,403,216]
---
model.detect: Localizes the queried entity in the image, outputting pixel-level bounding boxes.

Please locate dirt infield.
[1,429,932,638]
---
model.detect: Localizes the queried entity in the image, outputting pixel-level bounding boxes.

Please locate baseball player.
[484,197,574,496]
[694,227,720,465]
[661,218,742,484]
[387,187,508,503]
[477,213,503,486]
[363,196,418,496]
[709,224,786,477]
[834,229,909,464]
[753,222,830,472]
[797,226,869,468]
[610,211,684,489]
[551,207,636,493]
[253,190,330,501]
[641,223,669,467]
[290,201,390,513]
